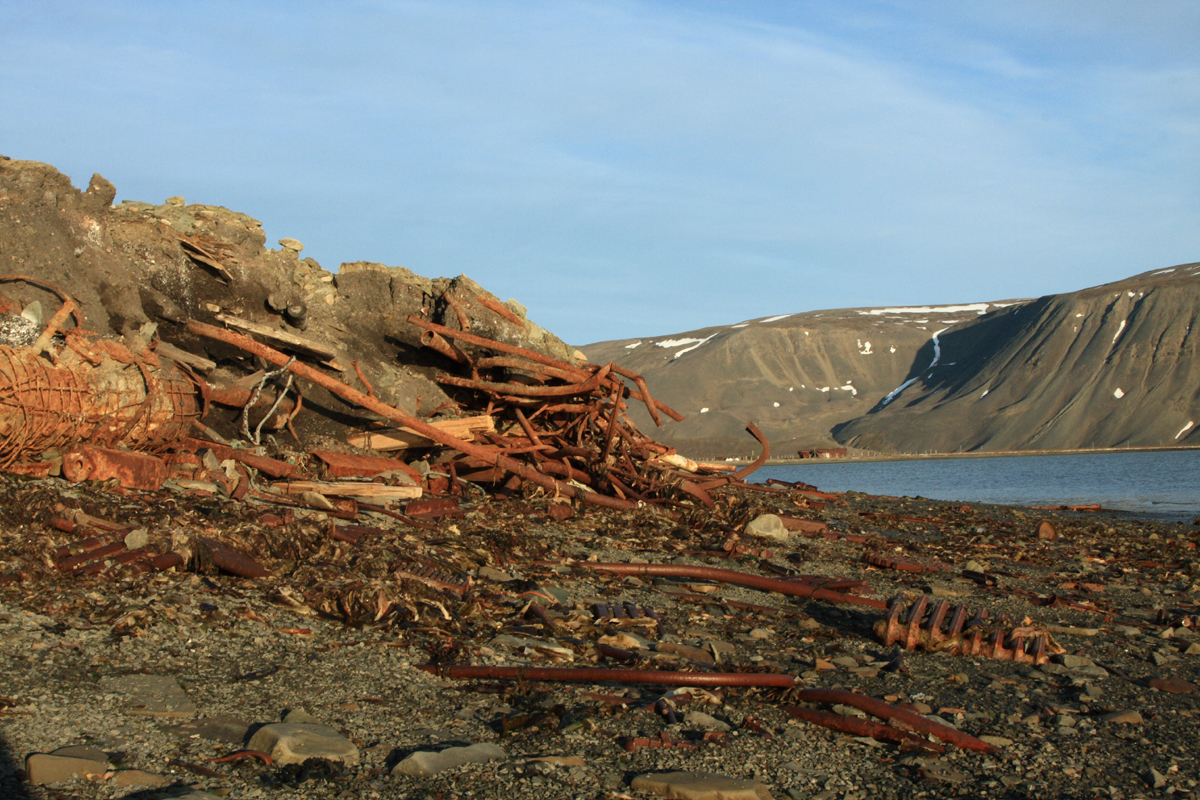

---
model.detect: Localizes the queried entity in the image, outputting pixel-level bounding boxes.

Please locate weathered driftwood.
[346,415,495,451]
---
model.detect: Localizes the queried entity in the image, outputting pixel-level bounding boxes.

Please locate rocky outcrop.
[0,156,576,442]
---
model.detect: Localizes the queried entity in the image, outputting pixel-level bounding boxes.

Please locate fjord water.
[758,449,1200,522]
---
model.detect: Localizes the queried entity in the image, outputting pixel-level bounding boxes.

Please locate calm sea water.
[756,450,1200,522]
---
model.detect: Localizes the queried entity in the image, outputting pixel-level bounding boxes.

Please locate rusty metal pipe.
[790,688,998,754]
[408,316,683,422]
[583,563,886,609]
[189,321,638,511]
[783,706,945,753]
[417,665,794,688]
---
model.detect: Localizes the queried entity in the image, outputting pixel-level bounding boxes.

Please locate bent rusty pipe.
[417,665,794,688]
[188,321,637,511]
[409,316,683,422]
[783,706,945,753]
[791,689,998,754]
[583,563,886,609]
[730,422,769,482]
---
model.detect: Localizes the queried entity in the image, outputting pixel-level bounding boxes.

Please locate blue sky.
[4,1,1198,345]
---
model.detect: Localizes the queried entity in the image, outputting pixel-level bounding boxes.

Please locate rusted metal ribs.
[874,595,1060,664]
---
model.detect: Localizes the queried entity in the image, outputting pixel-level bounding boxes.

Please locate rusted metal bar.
[189,321,639,511]
[584,562,887,609]
[730,423,769,481]
[408,316,683,422]
[783,706,945,753]
[417,665,795,688]
[790,689,997,754]
[419,330,470,364]
[437,364,611,398]
[477,296,526,328]
[194,536,270,579]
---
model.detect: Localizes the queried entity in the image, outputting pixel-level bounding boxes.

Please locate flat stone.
[744,514,788,542]
[247,722,360,766]
[114,769,170,788]
[100,674,196,718]
[278,237,304,252]
[25,754,108,785]
[1058,654,1094,669]
[684,711,732,732]
[748,628,772,640]
[49,745,108,762]
[978,735,1013,747]
[657,642,715,663]
[478,565,513,582]
[1150,676,1196,694]
[1101,709,1143,724]
[167,713,251,744]
[631,771,773,800]
[831,655,859,668]
[392,743,507,777]
[1035,521,1056,540]
[1186,643,1200,655]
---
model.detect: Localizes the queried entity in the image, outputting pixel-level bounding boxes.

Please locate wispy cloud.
[2,1,1197,343]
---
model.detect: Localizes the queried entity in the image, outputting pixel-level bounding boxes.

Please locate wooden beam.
[347,414,495,451]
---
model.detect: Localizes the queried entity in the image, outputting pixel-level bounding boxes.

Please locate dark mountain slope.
[833,263,1200,452]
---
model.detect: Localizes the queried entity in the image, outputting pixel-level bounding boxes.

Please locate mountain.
[833,263,1200,453]
[582,263,1200,457]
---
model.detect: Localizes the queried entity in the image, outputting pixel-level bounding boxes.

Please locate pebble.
[631,770,774,800]
[979,735,1013,747]
[392,742,507,777]
[478,565,514,582]
[246,722,361,766]
[684,711,732,732]
[1100,710,1143,724]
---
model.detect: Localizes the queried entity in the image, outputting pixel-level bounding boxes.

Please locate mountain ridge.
[583,263,1200,457]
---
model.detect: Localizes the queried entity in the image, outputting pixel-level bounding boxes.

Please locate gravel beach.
[1,472,1198,800]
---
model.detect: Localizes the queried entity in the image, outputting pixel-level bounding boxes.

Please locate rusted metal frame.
[584,563,886,609]
[782,706,945,753]
[477,356,578,383]
[607,473,648,502]
[188,321,638,511]
[790,689,998,754]
[417,665,795,688]
[437,364,610,398]
[408,315,683,421]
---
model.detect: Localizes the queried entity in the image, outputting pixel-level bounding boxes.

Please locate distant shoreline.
[705,443,1200,467]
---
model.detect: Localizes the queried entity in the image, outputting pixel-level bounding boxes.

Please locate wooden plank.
[214,313,346,369]
[347,415,495,451]
[270,480,422,499]
[156,341,217,372]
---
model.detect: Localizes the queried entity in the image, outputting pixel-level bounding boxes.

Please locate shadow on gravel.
[0,730,32,799]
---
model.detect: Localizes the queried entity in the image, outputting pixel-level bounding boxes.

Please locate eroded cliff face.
[583,302,1016,457]
[0,156,577,442]
[833,265,1200,453]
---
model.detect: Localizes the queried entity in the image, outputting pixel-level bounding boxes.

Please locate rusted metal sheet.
[62,445,168,490]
